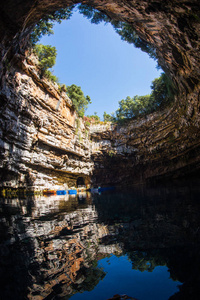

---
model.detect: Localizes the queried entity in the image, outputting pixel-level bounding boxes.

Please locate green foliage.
[112,73,177,123]
[77,4,157,60]
[66,84,91,117]
[116,95,152,121]
[33,46,92,117]
[32,3,156,61]
[85,121,91,127]
[112,22,157,60]
[103,112,114,122]
[84,113,105,126]
[75,118,80,135]
[30,4,176,121]
[44,70,59,83]
[150,73,176,108]
[108,150,116,157]
[30,6,75,45]
[31,4,156,60]
[58,84,67,92]
[76,118,80,128]
[77,4,110,24]
[34,44,58,80]
[84,114,100,126]
[87,114,100,122]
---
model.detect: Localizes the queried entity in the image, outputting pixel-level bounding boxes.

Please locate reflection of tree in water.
[127,250,166,273]
[92,184,200,299]
[168,247,200,300]
[1,183,200,299]
[120,246,200,299]
[70,264,106,298]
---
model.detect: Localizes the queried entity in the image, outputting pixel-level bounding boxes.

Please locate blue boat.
[68,189,77,195]
[90,187,99,194]
[56,190,67,195]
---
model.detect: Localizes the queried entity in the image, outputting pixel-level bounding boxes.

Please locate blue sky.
[40,10,161,119]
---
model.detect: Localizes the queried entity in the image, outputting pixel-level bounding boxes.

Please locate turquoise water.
[71,254,180,300]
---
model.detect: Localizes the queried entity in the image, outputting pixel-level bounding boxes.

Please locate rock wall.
[0,0,200,186]
[0,53,93,188]
[91,105,200,186]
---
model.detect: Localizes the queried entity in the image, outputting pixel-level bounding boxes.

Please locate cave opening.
[32,4,163,120]
[1,3,200,298]
[0,0,200,187]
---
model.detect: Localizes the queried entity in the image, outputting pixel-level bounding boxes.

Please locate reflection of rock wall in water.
[0,194,108,298]
[1,185,200,298]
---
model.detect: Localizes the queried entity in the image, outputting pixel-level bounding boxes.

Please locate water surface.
[0,182,200,299]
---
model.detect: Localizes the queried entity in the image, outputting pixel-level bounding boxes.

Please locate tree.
[116,95,152,121]
[112,22,157,60]
[103,112,114,122]
[116,96,135,120]
[77,4,157,60]
[114,73,176,123]
[34,44,59,82]
[85,114,101,125]
[66,84,91,117]
[77,4,110,24]
[30,6,75,45]
[150,72,176,109]
[31,4,156,60]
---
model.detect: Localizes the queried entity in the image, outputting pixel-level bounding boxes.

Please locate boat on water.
[68,189,77,195]
[90,188,99,193]
[89,186,101,194]
[43,189,57,196]
[89,186,116,194]
[56,190,67,195]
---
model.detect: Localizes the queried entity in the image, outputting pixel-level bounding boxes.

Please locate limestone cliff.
[90,105,200,185]
[0,53,93,188]
[0,0,200,187]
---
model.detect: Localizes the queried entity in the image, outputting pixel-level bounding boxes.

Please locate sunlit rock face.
[0,0,200,186]
[0,53,93,187]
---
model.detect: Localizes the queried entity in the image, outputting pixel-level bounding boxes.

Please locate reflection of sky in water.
[71,254,180,300]
[1,183,200,299]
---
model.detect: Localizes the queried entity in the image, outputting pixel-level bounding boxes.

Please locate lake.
[0,181,200,299]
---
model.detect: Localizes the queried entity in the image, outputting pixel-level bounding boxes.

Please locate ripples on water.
[1,182,200,299]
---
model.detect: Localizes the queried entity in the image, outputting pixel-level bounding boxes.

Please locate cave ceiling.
[1,0,200,87]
